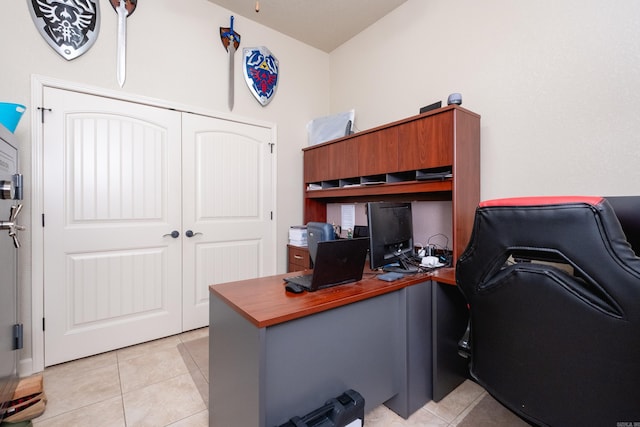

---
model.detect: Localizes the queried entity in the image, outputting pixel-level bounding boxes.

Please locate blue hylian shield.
[28,0,100,61]
[243,47,279,106]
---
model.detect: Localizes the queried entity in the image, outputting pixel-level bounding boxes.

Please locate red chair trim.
[479,196,604,208]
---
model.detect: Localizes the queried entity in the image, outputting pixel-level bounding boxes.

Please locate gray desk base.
[210,281,432,427]
[432,281,469,401]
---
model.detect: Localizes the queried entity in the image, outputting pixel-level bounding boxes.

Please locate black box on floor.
[277,389,364,427]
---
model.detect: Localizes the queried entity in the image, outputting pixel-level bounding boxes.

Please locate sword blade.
[116,0,127,87]
[228,44,235,110]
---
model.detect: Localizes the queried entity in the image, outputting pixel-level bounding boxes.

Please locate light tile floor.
[32,327,491,426]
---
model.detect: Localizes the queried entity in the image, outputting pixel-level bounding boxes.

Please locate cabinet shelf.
[305,179,453,199]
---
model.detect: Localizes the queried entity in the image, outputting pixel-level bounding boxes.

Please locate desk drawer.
[288,245,310,272]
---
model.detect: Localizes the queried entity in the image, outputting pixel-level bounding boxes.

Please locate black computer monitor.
[366,201,416,272]
[306,222,336,264]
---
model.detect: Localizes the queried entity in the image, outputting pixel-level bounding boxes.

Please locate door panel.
[43,87,182,366]
[182,114,275,330]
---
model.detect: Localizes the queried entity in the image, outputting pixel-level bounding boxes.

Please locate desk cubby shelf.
[306,178,453,199]
[307,167,453,191]
[302,105,480,265]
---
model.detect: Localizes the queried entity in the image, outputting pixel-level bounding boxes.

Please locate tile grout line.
[116,349,128,426]
[448,390,488,426]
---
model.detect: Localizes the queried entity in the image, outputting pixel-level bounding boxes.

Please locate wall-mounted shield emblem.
[243,47,279,106]
[28,0,100,61]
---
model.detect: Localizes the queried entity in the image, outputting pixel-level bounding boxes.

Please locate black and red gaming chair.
[456,196,640,426]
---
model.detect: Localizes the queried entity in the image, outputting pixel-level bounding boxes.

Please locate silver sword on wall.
[220,16,241,110]
[111,0,137,87]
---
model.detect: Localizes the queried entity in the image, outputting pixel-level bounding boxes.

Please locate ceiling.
[207,0,408,53]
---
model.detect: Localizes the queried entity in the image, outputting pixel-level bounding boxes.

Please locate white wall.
[1,0,329,372]
[329,0,640,199]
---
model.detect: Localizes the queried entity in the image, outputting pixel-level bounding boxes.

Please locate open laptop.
[284,237,369,292]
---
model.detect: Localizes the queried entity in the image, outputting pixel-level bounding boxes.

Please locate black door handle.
[185,230,203,238]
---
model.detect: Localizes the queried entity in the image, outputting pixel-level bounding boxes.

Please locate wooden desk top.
[209,268,457,328]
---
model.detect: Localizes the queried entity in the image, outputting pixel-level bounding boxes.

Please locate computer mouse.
[284,282,304,294]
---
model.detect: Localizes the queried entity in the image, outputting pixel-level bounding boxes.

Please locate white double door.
[42,88,275,366]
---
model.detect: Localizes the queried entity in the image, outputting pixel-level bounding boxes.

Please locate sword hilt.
[221,16,240,44]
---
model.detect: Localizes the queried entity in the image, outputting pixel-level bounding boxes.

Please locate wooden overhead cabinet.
[302,105,480,266]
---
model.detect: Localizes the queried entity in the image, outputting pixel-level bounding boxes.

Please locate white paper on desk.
[341,204,356,233]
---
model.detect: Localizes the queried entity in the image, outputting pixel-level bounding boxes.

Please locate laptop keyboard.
[286,274,313,289]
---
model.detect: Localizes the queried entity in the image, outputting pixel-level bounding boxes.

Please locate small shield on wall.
[243,47,279,106]
[28,0,100,61]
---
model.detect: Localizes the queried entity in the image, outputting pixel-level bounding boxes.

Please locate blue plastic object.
[0,103,26,133]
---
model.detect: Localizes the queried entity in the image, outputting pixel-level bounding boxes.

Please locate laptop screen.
[308,238,369,290]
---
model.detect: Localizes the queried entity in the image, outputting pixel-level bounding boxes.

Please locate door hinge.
[13,324,23,350]
[42,317,45,331]
[37,107,52,124]
[42,213,45,227]
[268,142,274,153]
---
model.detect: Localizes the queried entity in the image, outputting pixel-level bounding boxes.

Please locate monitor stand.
[383,258,419,274]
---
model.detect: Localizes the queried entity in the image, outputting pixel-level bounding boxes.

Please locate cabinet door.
[328,139,359,179]
[358,127,399,176]
[398,111,453,171]
[304,145,329,183]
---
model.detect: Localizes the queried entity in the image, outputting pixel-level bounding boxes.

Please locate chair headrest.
[456,195,640,311]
